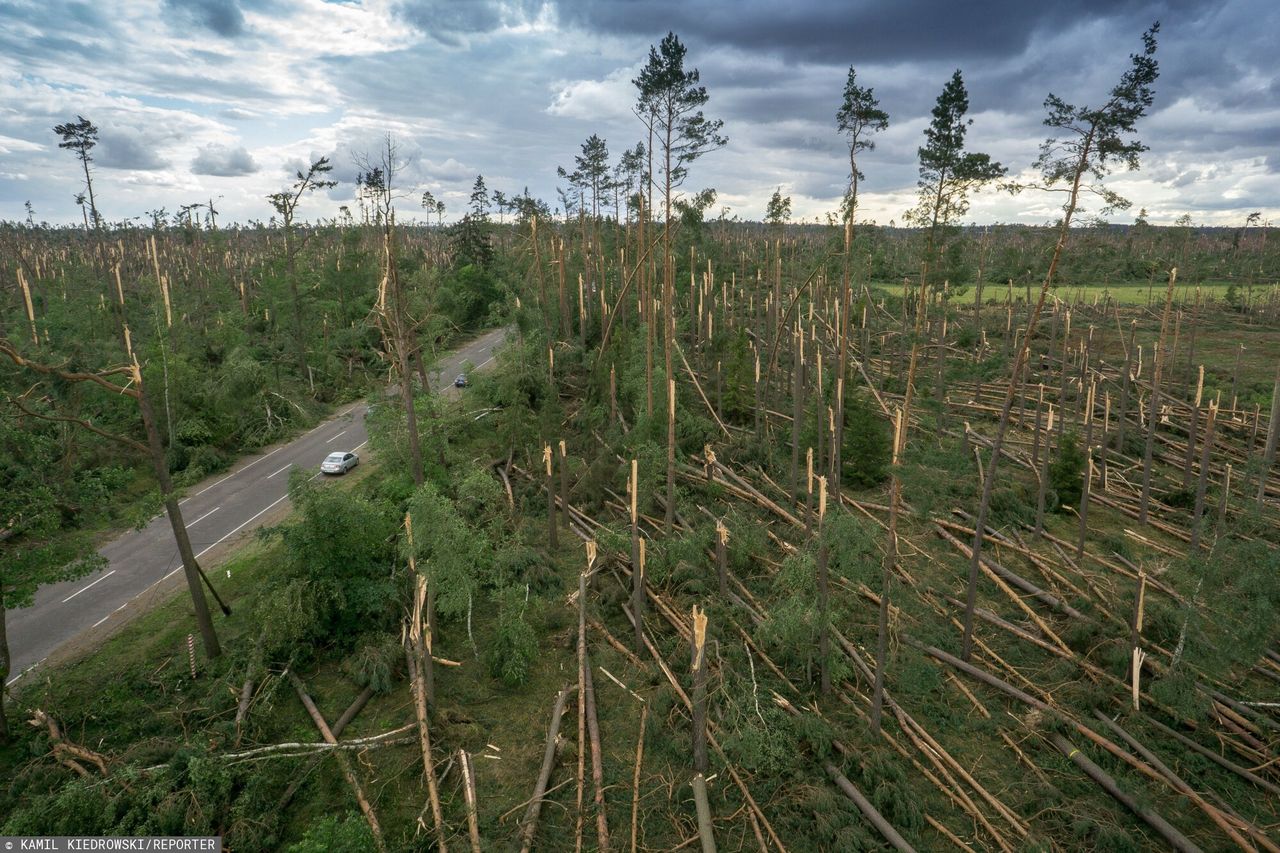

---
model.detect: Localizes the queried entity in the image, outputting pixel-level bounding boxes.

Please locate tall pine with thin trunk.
[834,68,888,489]
[634,32,726,533]
[960,24,1160,661]
[908,70,1006,293]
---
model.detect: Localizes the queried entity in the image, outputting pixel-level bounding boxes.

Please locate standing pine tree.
[268,157,337,380]
[575,134,610,221]
[908,70,1006,292]
[53,116,102,230]
[764,187,791,230]
[834,68,889,487]
[633,31,727,533]
[451,175,494,269]
[961,24,1160,661]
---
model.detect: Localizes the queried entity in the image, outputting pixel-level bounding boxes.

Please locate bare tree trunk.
[520,686,572,853]
[630,460,645,654]
[0,595,10,743]
[1076,381,1096,562]
[138,380,222,658]
[715,519,728,598]
[546,445,558,552]
[1256,365,1280,508]
[1190,402,1218,552]
[629,704,648,853]
[559,440,571,531]
[460,750,482,853]
[406,643,446,851]
[1116,320,1137,452]
[789,327,804,503]
[289,672,385,851]
[689,605,714,852]
[873,411,904,732]
[1139,269,1179,523]
[960,137,1095,662]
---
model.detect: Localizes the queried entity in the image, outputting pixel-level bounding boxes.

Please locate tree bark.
[1139,270,1178,523]
[520,686,573,853]
[0,594,9,743]
[1189,403,1217,551]
[960,132,1094,662]
[1256,364,1280,508]
[138,380,221,658]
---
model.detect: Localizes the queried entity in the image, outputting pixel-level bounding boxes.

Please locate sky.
[0,0,1276,228]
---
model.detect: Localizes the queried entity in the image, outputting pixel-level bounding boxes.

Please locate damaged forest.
[3,24,1280,853]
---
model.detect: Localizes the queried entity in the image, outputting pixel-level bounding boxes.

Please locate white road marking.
[327,430,348,443]
[188,506,221,527]
[92,614,111,628]
[185,445,286,503]
[62,570,117,604]
[193,493,290,560]
[477,355,495,369]
[267,463,292,479]
[5,672,22,686]
[353,440,368,452]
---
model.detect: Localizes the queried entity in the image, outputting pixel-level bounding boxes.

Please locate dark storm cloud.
[191,144,258,176]
[557,0,1197,64]
[97,130,169,171]
[161,0,245,37]
[393,0,547,46]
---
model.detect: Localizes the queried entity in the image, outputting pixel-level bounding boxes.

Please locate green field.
[869,280,1279,306]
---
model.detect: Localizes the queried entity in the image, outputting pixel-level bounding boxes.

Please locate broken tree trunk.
[1140,269,1178,524]
[520,686,573,853]
[460,749,482,853]
[690,605,715,853]
[546,444,558,552]
[1048,732,1201,853]
[1255,363,1280,508]
[288,671,385,852]
[1189,401,1218,551]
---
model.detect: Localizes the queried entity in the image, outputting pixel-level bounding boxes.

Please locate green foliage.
[455,464,507,530]
[822,512,880,586]
[255,473,398,657]
[284,812,376,853]
[405,480,489,619]
[492,543,558,594]
[1049,433,1085,511]
[758,548,850,685]
[856,748,925,836]
[0,418,105,612]
[486,585,538,687]
[842,392,891,488]
[341,633,404,693]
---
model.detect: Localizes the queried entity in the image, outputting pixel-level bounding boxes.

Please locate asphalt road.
[6,327,508,684]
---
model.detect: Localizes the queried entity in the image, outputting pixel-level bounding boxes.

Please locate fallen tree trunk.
[1048,732,1200,853]
[520,686,574,853]
[287,671,385,852]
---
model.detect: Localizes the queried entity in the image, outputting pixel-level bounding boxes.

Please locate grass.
[867,279,1280,307]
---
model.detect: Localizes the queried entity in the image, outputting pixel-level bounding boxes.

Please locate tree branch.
[0,340,139,399]
[6,393,147,454]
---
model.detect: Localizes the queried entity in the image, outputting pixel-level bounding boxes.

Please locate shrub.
[487,585,538,687]
[1048,433,1084,511]
[285,812,376,853]
[842,392,890,488]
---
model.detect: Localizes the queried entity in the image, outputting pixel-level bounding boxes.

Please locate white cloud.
[191,144,259,177]
[547,66,638,122]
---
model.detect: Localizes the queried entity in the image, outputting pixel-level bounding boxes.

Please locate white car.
[321,451,359,475]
